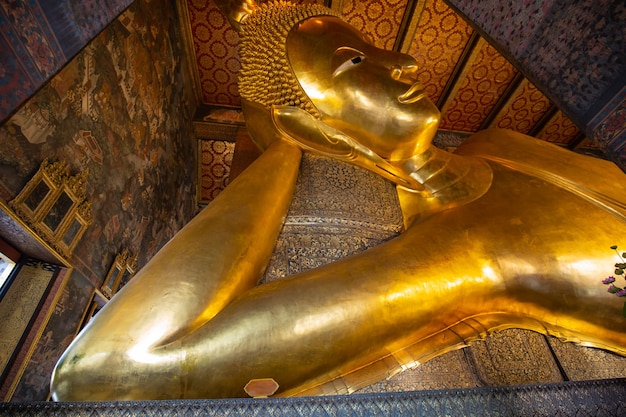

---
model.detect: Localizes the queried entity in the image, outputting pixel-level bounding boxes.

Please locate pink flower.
[616,288,626,297]
[602,276,616,284]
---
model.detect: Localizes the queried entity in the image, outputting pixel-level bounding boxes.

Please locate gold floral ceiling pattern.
[183,0,588,148]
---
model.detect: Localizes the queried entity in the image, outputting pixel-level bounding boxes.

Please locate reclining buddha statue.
[50,0,626,401]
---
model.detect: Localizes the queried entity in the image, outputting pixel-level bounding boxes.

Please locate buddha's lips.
[398,82,425,104]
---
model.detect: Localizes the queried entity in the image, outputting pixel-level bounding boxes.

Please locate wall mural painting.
[589,87,626,168]
[446,0,625,119]
[0,0,197,400]
[0,0,197,281]
[0,0,134,123]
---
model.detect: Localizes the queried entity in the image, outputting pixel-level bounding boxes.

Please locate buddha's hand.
[272,105,424,191]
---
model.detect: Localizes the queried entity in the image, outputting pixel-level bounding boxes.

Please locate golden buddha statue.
[50,1,626,401]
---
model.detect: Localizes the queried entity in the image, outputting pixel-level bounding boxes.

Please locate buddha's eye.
[332,48,365,77]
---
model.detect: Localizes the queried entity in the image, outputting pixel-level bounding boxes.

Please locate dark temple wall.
[0,0,198,400]
[445,0,625,169]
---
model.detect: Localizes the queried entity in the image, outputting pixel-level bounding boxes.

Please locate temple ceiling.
[181,0,596,152]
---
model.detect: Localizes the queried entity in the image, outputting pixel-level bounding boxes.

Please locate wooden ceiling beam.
[394,0,421,53]
[567,131,587,150]
[436,32,482,112]
[479,72,523,131]
[527,104,558,138]
[328,0,344,13]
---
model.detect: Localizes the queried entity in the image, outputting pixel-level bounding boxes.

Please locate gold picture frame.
[10,160,92,258]
[76,289,109,334]
[100,249,137,299]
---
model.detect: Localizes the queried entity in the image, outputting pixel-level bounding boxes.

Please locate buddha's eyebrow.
[331,47,365,76]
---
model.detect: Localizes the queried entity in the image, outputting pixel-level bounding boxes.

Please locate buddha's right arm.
[50,139,302,400]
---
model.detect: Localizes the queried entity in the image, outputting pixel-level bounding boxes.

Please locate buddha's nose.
[389,53,419,82]
[391,64,418,81]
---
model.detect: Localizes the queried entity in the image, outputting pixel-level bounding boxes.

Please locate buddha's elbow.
[50,352,76,401]
[50,342,110,401]
[50,337,140,401]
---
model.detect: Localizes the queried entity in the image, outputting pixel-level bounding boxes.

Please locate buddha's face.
[287,17,440,161]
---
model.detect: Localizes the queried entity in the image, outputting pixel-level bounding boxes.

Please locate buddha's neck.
[392,145,493,227]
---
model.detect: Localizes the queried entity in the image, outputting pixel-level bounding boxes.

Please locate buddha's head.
[234,1,440,161]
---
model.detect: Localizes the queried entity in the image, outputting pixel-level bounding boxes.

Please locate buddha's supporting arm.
[50,139,302,401]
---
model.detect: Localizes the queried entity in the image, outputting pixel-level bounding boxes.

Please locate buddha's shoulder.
[454,128,626,217]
